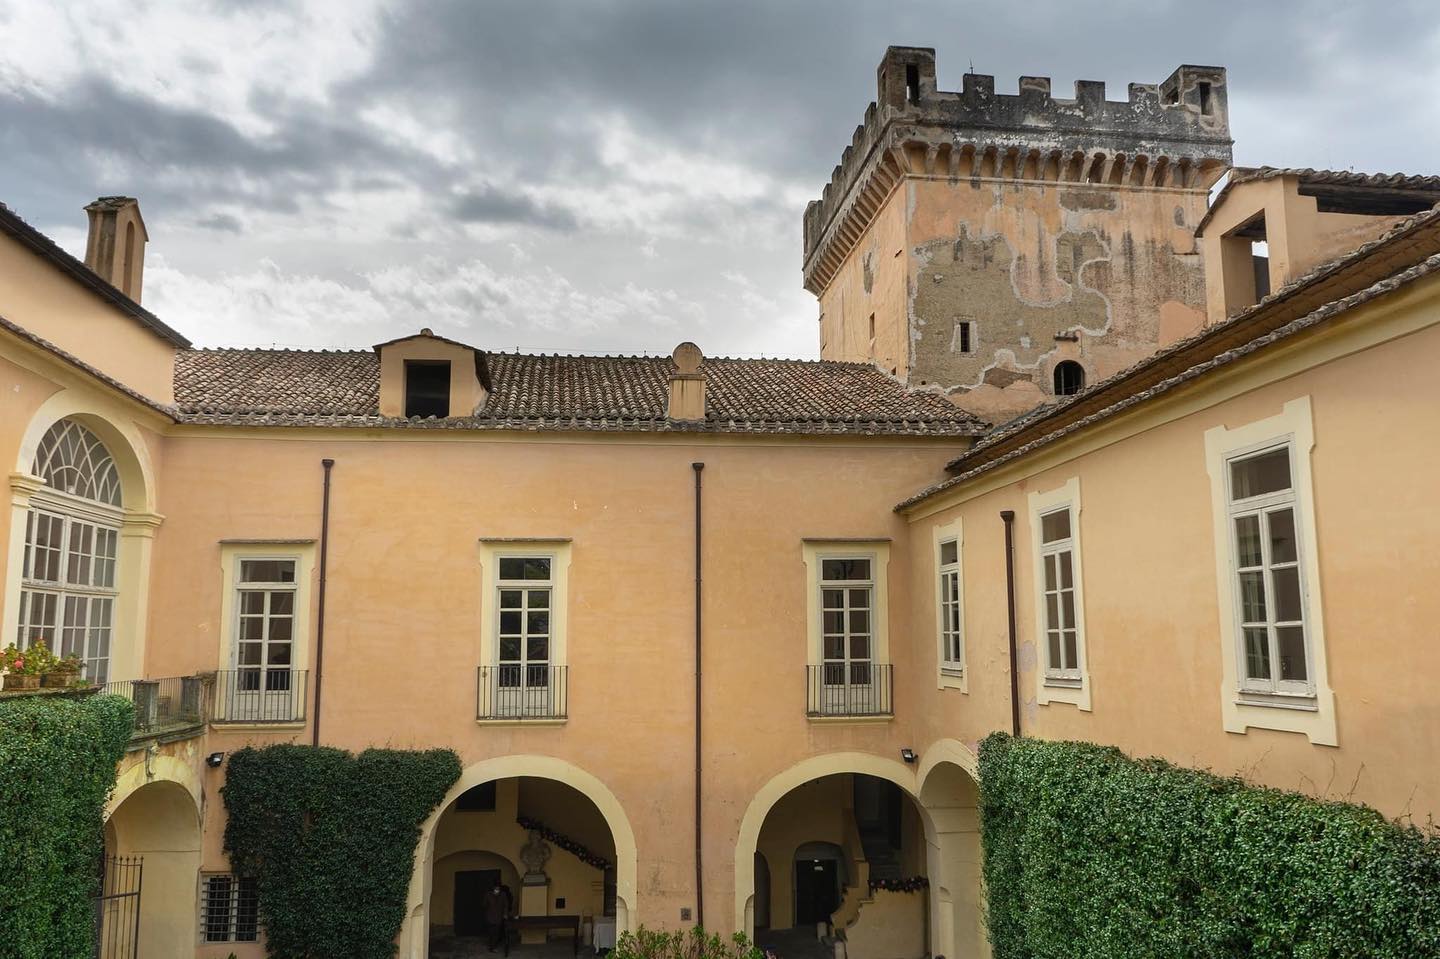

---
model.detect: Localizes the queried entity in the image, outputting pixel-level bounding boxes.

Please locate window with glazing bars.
[496,556,552,708]
[234,558,296,693]
[938,539,963,671]
[1226,443,1313,697]
[820,557,873,687]
[1039,507,1080,683]
[201,874,258,943]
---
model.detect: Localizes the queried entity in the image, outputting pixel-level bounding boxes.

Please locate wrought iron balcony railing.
[100,676,209,740]
[212,668,308,724]
[806,663,894,718]
[477,665,567,721]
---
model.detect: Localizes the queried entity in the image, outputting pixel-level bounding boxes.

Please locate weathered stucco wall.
[906,178,1208,420]
[818,186,911,377]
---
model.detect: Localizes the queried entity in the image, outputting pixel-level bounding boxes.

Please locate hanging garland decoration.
[869,876,929,894]
[516,815,612,871]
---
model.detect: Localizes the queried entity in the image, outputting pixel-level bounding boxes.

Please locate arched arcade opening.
[406,757,637,959]
[102,777,201,957]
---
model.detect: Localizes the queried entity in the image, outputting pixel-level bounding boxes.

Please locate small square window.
[1229,447,1291,500]
[499,557,552,581]
[821,558,871,581]
[1040,509,1071,544]
[239,559,296,584]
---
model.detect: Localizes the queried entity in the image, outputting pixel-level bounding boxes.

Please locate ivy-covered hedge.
[223,744,461,959]
[0,694,133,959]
[978,733,1440,958]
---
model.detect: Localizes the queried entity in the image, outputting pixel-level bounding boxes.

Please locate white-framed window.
[1205,397,1335,745]
[16,419,123,683]
[477,540,572,722]
[200,873,259,943]
[1038,507,1081,684]
[216,544,314,725]
[938,538,963,672]
[1225,442,1313,697]
[234,558,296,678]
[494,554,556,715]
[819,556,875,688]
[802,540,892,718]
[1028,478,1090,710]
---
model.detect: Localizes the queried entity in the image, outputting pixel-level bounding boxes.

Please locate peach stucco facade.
[5,46,1440,959]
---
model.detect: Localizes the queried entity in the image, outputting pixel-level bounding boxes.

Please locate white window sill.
[940,666,965,677]
[1043,676,1083,689]
[1236,691,1319,712]
[475,717,567,727]
[210,720,307,731]
[806,714,893,725]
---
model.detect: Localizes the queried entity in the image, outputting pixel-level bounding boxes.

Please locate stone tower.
[804,47,1232,421]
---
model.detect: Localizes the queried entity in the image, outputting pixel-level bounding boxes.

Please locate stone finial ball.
[672,341,703,374]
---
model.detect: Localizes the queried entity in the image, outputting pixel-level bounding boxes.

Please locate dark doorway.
[454,869,501,937]
[794,859,839,925]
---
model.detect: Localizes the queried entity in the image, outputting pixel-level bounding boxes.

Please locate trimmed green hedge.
[978,733,1440,958]
[223,744,460,959]
[0,694,133,959]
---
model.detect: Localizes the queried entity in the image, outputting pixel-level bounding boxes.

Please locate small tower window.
[953,320,974,354]
[404,360,451,418]
[1053,361,1085,396]
[1198,81,1213,116]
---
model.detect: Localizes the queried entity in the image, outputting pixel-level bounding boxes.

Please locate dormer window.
[405,360,451,418]
[374,328,489,419]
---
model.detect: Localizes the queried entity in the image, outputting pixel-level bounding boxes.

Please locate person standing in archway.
[484,878,513,953]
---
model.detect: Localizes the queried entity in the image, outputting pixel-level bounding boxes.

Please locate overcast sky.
[2,1,1436,357]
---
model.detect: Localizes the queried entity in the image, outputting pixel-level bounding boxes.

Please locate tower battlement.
[803,47,1232,292]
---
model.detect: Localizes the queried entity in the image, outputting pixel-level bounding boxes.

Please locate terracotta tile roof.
[896,205,1440,511]
[1195,166,1440,237]
[173,348,988,437]
[1227,166,1440,191]
[0,202,190,347]
[174,348,379,416]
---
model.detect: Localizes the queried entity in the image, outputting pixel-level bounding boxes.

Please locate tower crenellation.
[804,47,1231,293]
[807,47,1233,423]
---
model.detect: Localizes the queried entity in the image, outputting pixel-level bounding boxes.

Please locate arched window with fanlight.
[1053,360,1086,397]
[17,419,123,683]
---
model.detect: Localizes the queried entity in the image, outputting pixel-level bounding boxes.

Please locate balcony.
[100,676,210,744]
[476,665,567,721]
[212,668,308,725]
[806,663,893,719]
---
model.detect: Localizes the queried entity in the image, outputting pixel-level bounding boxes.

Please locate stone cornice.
[802,48,1234,295]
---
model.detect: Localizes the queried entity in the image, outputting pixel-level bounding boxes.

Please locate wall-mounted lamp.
[206,752,226,768]
[900,748,917,764]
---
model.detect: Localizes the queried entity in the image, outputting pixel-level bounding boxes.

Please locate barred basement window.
[201,874,259,943]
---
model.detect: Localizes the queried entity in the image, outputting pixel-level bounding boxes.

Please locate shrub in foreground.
[978,733,1440,959]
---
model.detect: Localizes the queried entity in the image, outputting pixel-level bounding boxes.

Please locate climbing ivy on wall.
[0,693,133,959]
[977,733,1440,959]
[223,744,461,959]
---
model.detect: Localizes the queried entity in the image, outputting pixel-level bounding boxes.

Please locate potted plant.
[42,651,83,688]
[1,644,39,691]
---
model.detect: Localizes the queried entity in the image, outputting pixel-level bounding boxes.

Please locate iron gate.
[93,855,142,959]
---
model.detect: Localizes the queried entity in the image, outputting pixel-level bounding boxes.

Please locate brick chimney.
[667,342,706,421]
[84,197,148,303]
